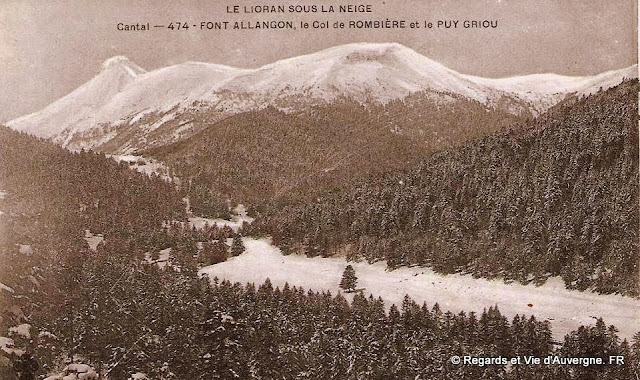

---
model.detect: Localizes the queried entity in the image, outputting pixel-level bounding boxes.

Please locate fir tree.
[231,235,245,257]
[339,265,358,292]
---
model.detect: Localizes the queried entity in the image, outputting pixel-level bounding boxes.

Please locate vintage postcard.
[0,0,638,378]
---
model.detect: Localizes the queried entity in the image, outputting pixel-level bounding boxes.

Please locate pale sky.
[1,0,637,121]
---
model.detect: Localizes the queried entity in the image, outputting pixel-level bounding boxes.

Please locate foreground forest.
[1,117,639,378]
[254,80,639,296]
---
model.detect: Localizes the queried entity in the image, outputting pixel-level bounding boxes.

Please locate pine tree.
[231,235,245,257]
[631,331,640,375]
[199,241,228,265]
[339,265,358,292]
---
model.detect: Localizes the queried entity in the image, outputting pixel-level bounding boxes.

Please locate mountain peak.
[305,42,427,63]
[101,55,131,68]
[324,42,407,53]
[101,56,146,76]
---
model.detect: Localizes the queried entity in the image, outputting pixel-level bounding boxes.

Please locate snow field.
[199,237,640,341]
[188,204,254,232]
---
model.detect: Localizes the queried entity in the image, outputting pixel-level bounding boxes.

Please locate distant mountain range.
[8,43,637,153]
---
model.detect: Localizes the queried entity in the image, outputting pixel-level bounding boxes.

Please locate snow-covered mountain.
[10,56,146,140]
[8,43,637,153]
[219,43,494,103]
[464,65,638,112]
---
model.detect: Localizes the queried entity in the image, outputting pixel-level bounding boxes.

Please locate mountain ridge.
[8,43,637,152]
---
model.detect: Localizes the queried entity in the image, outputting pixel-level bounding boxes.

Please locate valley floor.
[199,237,640,341]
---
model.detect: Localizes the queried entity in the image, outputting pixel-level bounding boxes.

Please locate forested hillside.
[254,80,639,296]
[0,127,185,240]
[2,122,638,378]
[147,93,520,216]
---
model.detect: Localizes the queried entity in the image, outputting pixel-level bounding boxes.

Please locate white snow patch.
[0,282,14,293]
[38,331,58,339]
[0,336,24,356]
[145,248,173,269]
[9,323,31,338]
[51,363,100,380]
[129,110,149,125]
[200,237,640,340]
[188,204,253,232]
[0,337,13,350]
[171,120,194,139]
[148,111,177,131]
[84,230,104,251]
[129,373,148,380]
[110,154,173,181]
[19,244,33,255]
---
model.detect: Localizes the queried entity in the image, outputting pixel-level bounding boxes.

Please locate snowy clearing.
[44,363,99,380]
[110,154,173,181]
[9,323,31,338]
[144,248,174,269]
[0,336,24,356]
[84,230,104,251]
[200,237,640,341]
[188,204,253,232]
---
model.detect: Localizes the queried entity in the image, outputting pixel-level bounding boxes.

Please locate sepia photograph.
[0,0,638,378]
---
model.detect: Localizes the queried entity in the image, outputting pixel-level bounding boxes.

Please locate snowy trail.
[199,238,640,341]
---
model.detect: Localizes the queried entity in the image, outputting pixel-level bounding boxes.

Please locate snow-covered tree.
[339,265,357,292]
[230,235,245,257]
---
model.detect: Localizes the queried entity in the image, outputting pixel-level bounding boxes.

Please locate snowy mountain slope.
[96,62,246,125]
[9,56,146,139]
[463,65,638,113]
[219,43,494,104]
[8,43,636,152]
